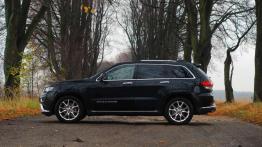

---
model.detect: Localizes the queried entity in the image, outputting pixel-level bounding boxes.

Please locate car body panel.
[40,60,216,117]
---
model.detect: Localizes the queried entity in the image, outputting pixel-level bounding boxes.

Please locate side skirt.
[87,110,162,116]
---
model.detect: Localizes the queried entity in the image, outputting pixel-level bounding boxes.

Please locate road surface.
[0,115,262,147]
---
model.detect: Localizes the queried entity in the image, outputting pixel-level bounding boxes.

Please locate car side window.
[165,65,194,78]
[105,64,135,80]
[136,65,194,79]
[136,65,166,79]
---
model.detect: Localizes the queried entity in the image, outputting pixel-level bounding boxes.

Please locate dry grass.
[210,101,262,125]
[0,97,40,120]
[1,97,262,126]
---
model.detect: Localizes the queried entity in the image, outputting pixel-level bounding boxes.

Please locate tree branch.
[20,4,47,50]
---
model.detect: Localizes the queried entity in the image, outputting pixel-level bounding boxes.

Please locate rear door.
[132,64,195,111]
[132,64,169,111]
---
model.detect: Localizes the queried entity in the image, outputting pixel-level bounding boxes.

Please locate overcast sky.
[105,26,255,92]
[0,1,255,92]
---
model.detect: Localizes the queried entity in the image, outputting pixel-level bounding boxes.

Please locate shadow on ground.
[40,119,212,126]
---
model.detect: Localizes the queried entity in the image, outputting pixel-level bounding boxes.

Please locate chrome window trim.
[140,60,176,62]
[96,63,196,82]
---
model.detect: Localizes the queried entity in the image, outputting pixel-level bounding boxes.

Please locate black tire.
[164,98,193,125]
[54,96,85,123]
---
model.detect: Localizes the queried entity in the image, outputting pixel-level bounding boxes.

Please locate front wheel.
[164,98,193,125]
[54,96,85,123]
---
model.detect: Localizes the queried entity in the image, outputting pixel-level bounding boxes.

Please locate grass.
[209,102,262,125]
[0,97,40,120]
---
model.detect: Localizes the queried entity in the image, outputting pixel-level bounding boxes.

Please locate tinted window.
[136,65,166,79]
[136,65,193,79]
[105,64,135,80]
[165,65,194,78]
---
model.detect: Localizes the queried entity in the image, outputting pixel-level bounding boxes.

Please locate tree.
[255,0,262,102]
[32,0,111,80]
[184,0,197,62]
[185,0,255,72]
[224,22,255,103]
[119,0,185,61]
[4,0,47,97]
[184,0,213,72]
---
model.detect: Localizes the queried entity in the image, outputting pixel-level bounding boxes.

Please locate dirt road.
[0,115,261,147]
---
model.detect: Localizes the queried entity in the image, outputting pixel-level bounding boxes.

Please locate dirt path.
[0,115,261,147]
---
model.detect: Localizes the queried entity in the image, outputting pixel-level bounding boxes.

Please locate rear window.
[135,65,194,79]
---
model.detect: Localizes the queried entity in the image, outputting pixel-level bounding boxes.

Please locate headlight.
[44,86,55,93]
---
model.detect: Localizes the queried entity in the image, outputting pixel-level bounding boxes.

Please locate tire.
[54,96,85,123]
[164,98,193,125]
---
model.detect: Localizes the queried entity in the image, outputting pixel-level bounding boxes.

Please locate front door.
[91,64,137,111]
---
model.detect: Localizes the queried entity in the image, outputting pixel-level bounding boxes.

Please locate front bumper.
[39,91,57,116]
[40,104,52,116]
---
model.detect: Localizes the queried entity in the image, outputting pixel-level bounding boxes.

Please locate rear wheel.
[164,98,193,125]
[55,96,85,123]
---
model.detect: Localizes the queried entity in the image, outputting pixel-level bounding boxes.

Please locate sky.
[104,26,256,92]
[0,18,255,92]
[0,1,256,92]
[209,46,255,92]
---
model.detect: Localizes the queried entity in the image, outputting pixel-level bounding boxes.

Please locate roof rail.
[140,60,177,62]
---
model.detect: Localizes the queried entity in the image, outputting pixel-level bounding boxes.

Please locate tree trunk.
[197,0,213,73]
[224,51,234,103]
[4,1,47,98]
[255,0,262,102]
[185,0,198,63]
[165,0,179,60]
[184,19,192,62]
[47,4,63,81]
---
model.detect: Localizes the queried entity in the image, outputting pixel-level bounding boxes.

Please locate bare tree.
[32,0,111,80]
[185,0,255,72]
[119,0,185,61]
[255,0,262,102]
[224,22,255,103]
[4,0,47,97]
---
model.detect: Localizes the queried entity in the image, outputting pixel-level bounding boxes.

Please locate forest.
[0,0,261,104]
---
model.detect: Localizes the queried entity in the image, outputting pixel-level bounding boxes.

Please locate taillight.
[199,80,213,90]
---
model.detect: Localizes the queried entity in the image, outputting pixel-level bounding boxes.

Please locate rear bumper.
[198,103,216,114]
[194,92,216,114]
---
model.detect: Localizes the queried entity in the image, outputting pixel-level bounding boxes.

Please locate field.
[210,102,262,125]
[0,97,40,120]
[0,98,262,126]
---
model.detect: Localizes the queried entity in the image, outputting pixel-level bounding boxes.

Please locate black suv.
[40,60,216,124]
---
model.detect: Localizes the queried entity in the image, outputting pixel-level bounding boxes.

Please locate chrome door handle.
[122,81,133,85]
[160,81,170,84]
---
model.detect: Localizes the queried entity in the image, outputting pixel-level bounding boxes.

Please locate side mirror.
[97,73,106,82]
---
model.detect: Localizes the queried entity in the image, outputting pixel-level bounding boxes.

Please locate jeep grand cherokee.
[40,60,216,125]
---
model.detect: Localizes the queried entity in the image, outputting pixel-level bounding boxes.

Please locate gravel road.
[0,115,262,147]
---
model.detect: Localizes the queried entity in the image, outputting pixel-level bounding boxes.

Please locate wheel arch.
[52,92,85,113]
[164,92,197,114]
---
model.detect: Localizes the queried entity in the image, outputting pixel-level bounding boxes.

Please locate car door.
[132,64,171,111]
[91,64,137,111]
